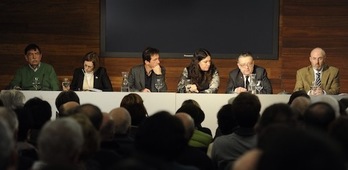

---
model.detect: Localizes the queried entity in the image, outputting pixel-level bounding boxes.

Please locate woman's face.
[198,56,211,71]
[84,61,94,73]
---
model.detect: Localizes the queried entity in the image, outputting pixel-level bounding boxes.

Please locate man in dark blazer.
[294,47,339,95]
[226,52,272,94]
[128,47,167,92]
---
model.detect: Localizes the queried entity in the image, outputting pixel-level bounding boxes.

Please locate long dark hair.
[187,48,216,91]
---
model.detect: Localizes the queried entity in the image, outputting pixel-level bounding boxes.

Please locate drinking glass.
[184,79,191,93]
[155,78,163,92]
[62,78,70,88]
[256,80,263,94]
[32,77,40,90]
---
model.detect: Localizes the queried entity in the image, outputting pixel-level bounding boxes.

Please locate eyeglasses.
[238,62,253,68]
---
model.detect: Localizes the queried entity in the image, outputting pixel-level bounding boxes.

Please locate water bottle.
[121,72,129,92]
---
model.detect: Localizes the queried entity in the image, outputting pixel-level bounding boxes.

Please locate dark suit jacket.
[294,65,339,95]
[70,67,113,91]
[226,65,272,94]
[128,64,167,92]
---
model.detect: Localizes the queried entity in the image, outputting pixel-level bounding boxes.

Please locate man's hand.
[142,88,151,92]
[234,87,248,94]
[152,65,162,75]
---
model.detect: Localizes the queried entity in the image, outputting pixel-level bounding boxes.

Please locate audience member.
[257,125,345,170]
[303,102,336,132]
[0,119,17,170]
[181,99,201,108]
[134,111,197,170]
[128,47,167,92]
[23,97,52,147]
[120,93,148,137]
[55,90,80,118]
[58,101,80,118]
[311,95,340,118]
[226,52,272,94]
[214,104,238,139]
[73,103,103,130]
[232,149,262,170]
[287,90,310,105]
[177,48,219,93]
[32,118,84,170]
[329,116,348,162]
[9,43,59,90]
[175,113,214,170]
[338,98,348,116]
[109,107,135,158]
[294,47,339,95]
[0,89,25,111]
[69,51,113,91]
[212,92,260,170]
[255,103,297,134]
[289,96,311,121]
[176,104,213,152]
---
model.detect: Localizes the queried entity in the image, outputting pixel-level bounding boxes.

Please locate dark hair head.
[55,90,80,110]
[135,111,186,161]
[256,103,297,134]
[24,43,41,55]
[238,52,254,61]
[232,92,261,128]
[176,104,205,128]
[24,97,52,129]
[120,93,148,126]
[288,90,310,105]
[82,51,100,70]
[142,47,159,63]
[192,48,211,63]
[73,104,103,130]
[303,102,336,131]
[217,104,238,135]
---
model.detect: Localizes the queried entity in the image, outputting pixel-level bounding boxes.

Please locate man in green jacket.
[9,43,59,91]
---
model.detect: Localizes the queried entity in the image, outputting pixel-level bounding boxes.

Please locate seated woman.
[177,48,219,93]
[68,51,113,91]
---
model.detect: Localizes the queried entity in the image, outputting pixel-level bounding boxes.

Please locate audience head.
[287,90,310,105]
[290,96,311,120]
[181,99,201,108]
[0,90,25,110]
[311,95,340,118]
[58,101,80,118]
[120,93,148,126]
[237,52,254,76]
[109,107,131,135]
[256,103,296,134]
[217,104,238,135]
[99,112,115,141]
[232,92,261,128]
[329,116,348,161]
[303,102,336,131]
[16,106,32,142]
[73,103,103,130]
[70,114,100,160]
[176,103,205,128]
[37,118,83,165]
[24,97,52,129]
[175,112,195,141]
[257,125,345,170]
[0,119,16,170]
[338,98,348,116]
[135,111,186,161]
[82,51,99,73]
[142,47,160,64]
[310,47,326,71]
[24,43,42,68]
[0,107,18,138]
[55,90,80,111]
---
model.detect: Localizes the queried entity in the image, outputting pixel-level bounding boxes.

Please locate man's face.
[199,56,211,71]
[237,56,254,75]
[310,49,325,71]
[25,49,42,68]
[145,54,160,69]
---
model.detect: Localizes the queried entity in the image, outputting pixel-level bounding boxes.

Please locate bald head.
[290,96,311,117]
[58,101,80,117]
[109,107,131,134]
[175,112,195,140]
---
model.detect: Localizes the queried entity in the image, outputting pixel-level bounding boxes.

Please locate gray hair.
[0,90,25,110]
[0,107,18,134]
[109,107,131,134]
[38,118,84,165]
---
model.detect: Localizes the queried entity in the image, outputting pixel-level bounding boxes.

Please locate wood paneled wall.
[0,0,347,93]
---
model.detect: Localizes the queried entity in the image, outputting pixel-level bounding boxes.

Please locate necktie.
[245,76,249,89]
[315,72,321,86]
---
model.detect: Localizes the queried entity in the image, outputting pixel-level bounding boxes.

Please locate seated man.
[226,52,272,94]
[294,47,339,95]
[128,47,167,92]
[9,43,59,90]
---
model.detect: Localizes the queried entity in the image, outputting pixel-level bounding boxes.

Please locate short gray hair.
[109,107,131,134]
[0,107,18,134]
[38,118,84,164]
[0,90,25,110]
